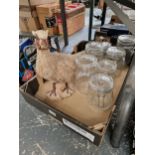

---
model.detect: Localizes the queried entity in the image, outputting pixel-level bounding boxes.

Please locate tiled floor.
[19,8,131,155]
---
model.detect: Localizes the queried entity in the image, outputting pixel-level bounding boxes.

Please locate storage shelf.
[104,0,135,34]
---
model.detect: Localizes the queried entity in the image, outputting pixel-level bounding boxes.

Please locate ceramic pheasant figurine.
[32,30,76,100]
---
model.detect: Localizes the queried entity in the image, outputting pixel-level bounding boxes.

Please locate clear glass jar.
[85,41,111,60]
[117,35,135,54]
[106,46,126,69]
[117,35,135,65]
[75,71,90,94]
[88,73,114,110]
[75,54,98,73]
[98,59,117,77]
[117,35,135,47]
[75,54,98,94]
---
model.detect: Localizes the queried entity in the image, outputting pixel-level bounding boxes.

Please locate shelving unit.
[104,0,135,34]
[88,0,135,40]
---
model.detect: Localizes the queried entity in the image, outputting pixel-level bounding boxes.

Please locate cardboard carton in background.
[19,17,41,32]
[19,7,41,32]
[56,3,85,36]
[36,1,72,35]
[19,8,38,18]
[36,3,60,35]
[19,0,58,6]
[57,12,85,36]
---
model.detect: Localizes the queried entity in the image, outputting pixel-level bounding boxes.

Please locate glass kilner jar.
[88,73,114,110]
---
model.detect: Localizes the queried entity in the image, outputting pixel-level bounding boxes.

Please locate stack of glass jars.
[98,59,117,77]
[88,73,114,110]
[75,54,98,94]
[74,41,127,110]
[106,46,126,69]
[117,35,135,65]
[85,41,111,60]
[117,34,135,51]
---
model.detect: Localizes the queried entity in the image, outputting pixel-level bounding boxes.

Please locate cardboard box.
[36,3,59,15]
[56,3,85,36]
[36,1,72,16]
[19,7,37,18]
[36,3,59,35]
[36,1,72,35]
[57,12,85,36]
[20,66,129,145]
[19,17,41,32]
[19,8,41,32]
[19,0,58,6]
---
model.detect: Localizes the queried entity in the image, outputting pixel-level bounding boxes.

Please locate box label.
[62,118,95,142]
[48,109,56,117]
[45,16,56,28]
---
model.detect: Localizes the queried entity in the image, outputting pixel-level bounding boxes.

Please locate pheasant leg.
[49,82,57,96]
[63,82,73,94]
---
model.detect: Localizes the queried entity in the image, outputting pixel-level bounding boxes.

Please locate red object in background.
[22,69,34,82]
[56,3,84,24]
[67,3,81,8]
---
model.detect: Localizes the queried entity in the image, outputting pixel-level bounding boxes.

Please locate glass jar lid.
[89,73,113,94]
[106,46,126,60]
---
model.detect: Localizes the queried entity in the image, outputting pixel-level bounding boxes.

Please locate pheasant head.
[32,30,49,50]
